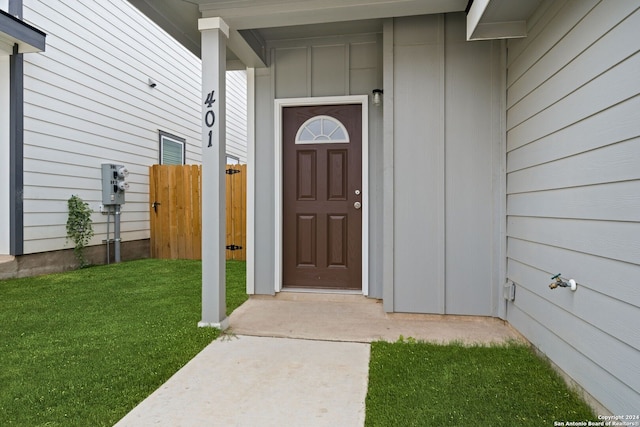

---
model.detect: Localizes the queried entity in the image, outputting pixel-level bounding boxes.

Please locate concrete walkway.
[115,293,523,426]
[115,336,369,427]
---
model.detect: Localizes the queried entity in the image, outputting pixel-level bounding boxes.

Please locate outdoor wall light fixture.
[148,78,157,88]
[372,89,383,106]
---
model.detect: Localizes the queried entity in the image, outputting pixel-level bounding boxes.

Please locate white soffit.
[198,0,468,29]
[466,0,541,41]
[128,0,474,66]
[200,0,467,67]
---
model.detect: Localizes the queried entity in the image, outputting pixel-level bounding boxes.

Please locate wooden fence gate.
[225,164,247,260]
[149,164,246,260]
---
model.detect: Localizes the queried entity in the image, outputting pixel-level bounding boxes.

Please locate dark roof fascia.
[465,0,474,15]
[0,9,46,52]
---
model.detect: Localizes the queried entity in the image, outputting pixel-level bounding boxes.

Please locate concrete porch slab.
[228,292,524,344]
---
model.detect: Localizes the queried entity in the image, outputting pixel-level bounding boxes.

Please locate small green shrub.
[66,195,94,268]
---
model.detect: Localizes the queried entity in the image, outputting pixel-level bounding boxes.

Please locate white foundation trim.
[197,318,230,330]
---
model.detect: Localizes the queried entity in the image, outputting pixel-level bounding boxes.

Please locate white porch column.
[198,17,229,329]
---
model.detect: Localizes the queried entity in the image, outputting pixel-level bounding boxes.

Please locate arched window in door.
[295,115,350,144]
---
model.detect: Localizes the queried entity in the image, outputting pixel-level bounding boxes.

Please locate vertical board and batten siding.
[20,0,202,254]
[505,0,640,413]
[391,13,502,315]
[270,33,380,98]
[444,14,502,316]
[253,66,276,294]
[392,14,444,313]
[226,70,248,163]
[252,31,383,296]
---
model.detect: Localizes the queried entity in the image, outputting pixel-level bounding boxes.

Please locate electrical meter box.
[101,163,129,205]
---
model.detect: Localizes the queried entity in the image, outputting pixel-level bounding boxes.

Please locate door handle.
[354,201,362,210]
[152,201,161,213]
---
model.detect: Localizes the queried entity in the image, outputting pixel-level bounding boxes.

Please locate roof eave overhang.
[0,9,46,55]
[201,0,467,30]
[199,0,468,68]
[466,0,539,41]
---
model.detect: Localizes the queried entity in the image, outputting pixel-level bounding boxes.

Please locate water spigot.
[549,274,577,291]
[549,273,564,289]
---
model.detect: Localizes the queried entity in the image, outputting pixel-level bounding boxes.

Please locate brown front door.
[282,104,362,290]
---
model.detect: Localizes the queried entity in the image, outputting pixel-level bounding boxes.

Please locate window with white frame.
[159,131,185,165]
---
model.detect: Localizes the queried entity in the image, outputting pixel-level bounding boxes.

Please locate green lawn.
[0,259,247,427]
[1,260,599,426]
[365,340,596,426]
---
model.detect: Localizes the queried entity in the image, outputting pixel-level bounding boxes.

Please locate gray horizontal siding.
[507,302,637,413]
[508,238,640,310]
[507,96,640,173]
[506,0,640,413]
[508,181,640,221]
[508,263,639,391]
[508,138,640,193]
[20,0,202,254]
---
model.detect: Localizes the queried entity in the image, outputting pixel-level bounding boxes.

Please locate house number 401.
[204,90,216,147]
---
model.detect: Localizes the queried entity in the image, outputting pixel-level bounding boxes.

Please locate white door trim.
[274,95,369,295]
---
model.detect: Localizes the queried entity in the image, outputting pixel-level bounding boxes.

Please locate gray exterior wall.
[385,14,504,315]
[505,0,640,413]
[253,65,276,295]
[11,0,202,255]
[252,13,504,318]
[252,32,384,297]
